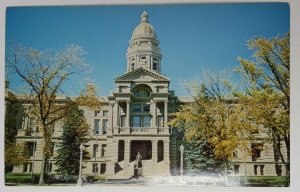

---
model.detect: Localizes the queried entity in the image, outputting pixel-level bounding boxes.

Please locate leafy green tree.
[54,104,90,177]
[184,140,224,174]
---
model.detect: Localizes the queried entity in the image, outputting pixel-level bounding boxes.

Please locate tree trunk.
[39,155,46,185]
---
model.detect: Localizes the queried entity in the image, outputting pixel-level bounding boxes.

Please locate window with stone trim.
[234,165,240,175]
[100,163,106,174]
[93,144,98,158]
[251,143,263,161]
[102,119,108,134]
[92,163,99,174]
[101,144,107,157]
[94,119,100,135]
[103,110,108,116]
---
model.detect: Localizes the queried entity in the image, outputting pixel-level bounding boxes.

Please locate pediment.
[115,68,170,82]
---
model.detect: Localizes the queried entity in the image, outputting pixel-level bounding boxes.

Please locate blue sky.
[6,3,290,96]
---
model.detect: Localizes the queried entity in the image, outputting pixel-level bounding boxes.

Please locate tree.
[170,71,257,175]
[4,100,26,173]
[6,44,87,184]
[184,140,224,174]
[5,143,30,174]
[235,32,290,185]
[55,104,90,177]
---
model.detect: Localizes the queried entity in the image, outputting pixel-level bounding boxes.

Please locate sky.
[5,3,290,96]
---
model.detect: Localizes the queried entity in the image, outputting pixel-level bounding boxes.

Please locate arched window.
[134,88,150,97]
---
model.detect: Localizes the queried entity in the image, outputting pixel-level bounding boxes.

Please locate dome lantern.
[126,12,162,74]
[141,11,148,23]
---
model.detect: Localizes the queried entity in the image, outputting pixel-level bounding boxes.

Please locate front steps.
[107,160,170,180]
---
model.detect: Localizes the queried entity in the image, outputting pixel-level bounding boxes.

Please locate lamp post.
[179,144,184,181]
[31,126,37,183]
[77,143,84,186]
[94,133,99,179]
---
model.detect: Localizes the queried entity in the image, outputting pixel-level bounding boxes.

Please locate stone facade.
[7,11,286,179]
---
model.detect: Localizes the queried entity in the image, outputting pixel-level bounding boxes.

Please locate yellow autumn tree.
[6,44,89,184]
[235,32,290,185]
[170,71,258,175]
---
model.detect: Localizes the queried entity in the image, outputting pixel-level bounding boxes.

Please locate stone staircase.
[107,160,170,180]
[107,161,135,180]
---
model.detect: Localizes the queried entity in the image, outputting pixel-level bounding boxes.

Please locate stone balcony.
[113,127,170,135]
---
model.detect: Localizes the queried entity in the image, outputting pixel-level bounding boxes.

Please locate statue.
[134,152,142,168]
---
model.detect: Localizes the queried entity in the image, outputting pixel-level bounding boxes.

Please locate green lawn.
[232,176,288,187]
[5,173,37,184]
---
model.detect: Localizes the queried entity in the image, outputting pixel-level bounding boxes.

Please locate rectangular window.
[143,104,150,112]
[132,104,141,112]
[102,119,108,134]
[23,163,28,172]
[251,143,263,161]
[95,110,100,116]
[103,110,108,116]
[93,163,99,174]
[26,142,35,156]
[260,165,264,176]
[100,163,106,174]
[143,116,151,127]
[254,165,258,176]
[94,119,100,135]
[132,116,141,127]
[234,165,240,175]
[101,144,107,157]
[120,116,126,127]
[153,63,157,70]
[275,164,282,176]
[93,144,99,158]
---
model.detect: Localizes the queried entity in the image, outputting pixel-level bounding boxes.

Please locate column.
[152,140,158,163]
[164,101,168,128]
[124,140,131,164]
[113,139,119,163]
[126,100,130,128]
[163,140,170,163]
[115,101,119,127]
[109,103,114,135]
[153,100,157,128]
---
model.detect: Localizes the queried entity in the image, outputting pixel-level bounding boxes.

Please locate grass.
[5,173,37,184]
[232,176,288,187]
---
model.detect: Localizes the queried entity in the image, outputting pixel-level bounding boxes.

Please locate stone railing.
[113,127,170,135]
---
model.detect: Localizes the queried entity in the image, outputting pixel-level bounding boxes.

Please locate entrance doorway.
[130,140,152,162]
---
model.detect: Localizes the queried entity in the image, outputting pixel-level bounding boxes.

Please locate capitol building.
[6,11,286,180]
